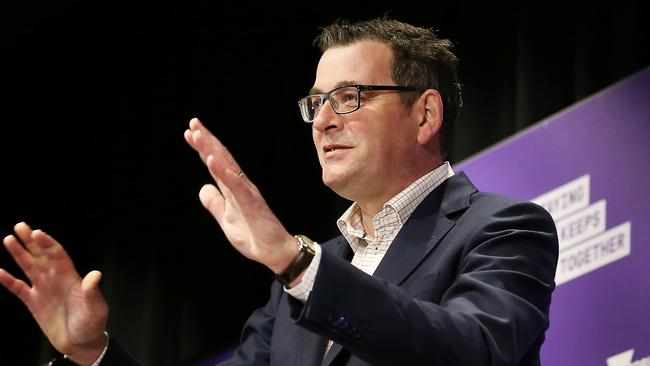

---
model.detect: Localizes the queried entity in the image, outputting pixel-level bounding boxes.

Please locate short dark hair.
[315,18,462,159]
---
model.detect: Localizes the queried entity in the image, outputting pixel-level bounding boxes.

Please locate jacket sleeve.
[98,338,142,366]
[97,282,282,366]
[217,280,283,366]
[288,201,558,366]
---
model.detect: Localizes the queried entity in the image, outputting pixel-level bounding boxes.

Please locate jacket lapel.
[320,173,476,366]
[372,172,476,286]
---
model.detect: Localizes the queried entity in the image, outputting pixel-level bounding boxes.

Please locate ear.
[415,89,443,146]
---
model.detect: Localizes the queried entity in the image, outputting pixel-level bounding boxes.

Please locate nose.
[312,99,343,133]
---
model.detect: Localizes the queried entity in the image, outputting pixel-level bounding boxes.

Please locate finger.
[31,229,65,255]
[183,128,196,149]
[185,123,239,177]
[14,222,33,242]
[184,128,201,154]
[205,156,271,227]
[206,154,257,204]
[31,230,79,277]
[3,235,35,279]
[184,128,209,165]
[206,155,250,208]
[185,117,207,152]
[81,270,105,307]
[186,117,257,206]
[188,116,205,131]
[199,184,226,224]
[14,222,42,256]
[0,268,31,304]
[185,118,245,189]
[190,127,241,174]
[81,270,102,294]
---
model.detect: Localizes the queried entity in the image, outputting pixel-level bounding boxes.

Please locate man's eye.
[339,92,358,104]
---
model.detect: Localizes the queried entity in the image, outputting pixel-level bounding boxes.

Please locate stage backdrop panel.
[456,67,650,365]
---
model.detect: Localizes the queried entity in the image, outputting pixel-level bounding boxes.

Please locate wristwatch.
[274,235,316,287]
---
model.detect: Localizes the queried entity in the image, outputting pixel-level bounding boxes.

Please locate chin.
[322,168,345,188]
[322,171,342,190]
[321,170,359,201]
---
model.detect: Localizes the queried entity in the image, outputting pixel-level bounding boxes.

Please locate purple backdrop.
[456,67,650,365]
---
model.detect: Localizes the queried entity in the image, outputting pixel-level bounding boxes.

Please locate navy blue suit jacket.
[105,173,558,365]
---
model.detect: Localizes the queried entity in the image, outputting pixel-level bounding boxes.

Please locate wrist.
[65,332,109,366]
[267,235,300,274]
[274,235,316,287]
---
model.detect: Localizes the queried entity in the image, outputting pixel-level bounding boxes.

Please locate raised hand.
[183,117,298,274]
[0,222,108,366]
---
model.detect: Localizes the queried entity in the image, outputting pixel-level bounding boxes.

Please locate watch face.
[295,235,316,254]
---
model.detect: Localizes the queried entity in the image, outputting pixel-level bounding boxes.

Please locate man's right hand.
[0,222,108,366]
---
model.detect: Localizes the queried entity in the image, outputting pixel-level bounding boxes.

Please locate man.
[0,19,558,365]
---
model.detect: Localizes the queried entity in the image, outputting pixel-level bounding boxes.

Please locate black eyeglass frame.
[297,84,420,123]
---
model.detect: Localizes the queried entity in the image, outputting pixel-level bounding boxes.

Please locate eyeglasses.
[297,84,419,123]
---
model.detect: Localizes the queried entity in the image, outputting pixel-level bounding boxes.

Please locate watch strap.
[274,235,315,287]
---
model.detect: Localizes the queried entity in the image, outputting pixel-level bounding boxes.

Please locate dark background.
[0,1,647,365]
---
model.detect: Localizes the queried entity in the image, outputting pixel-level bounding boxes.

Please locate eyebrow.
[309,80,360,94]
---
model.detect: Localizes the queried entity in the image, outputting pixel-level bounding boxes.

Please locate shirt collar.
[337,162,454,244]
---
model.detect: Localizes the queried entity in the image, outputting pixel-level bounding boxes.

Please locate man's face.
[311,40,422,204]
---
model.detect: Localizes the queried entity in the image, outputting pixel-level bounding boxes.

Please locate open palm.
[0,222,108,364]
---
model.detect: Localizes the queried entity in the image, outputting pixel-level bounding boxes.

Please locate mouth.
[322,144,352,154]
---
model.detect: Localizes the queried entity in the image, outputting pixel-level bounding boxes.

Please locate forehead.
[313,40,394,92]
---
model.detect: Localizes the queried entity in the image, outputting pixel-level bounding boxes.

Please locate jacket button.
[328,315,349,329]
[336,317,349,329]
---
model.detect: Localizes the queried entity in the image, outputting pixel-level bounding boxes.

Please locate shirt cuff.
[284,242,321,302]
[61,332,109,366]
[90,332,110,366]
[91,338,109,366]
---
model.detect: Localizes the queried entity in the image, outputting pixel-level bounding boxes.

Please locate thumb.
[81,270,104,304]
[199,184,226,223]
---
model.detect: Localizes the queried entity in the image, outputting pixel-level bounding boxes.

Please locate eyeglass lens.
[300,86,360,122]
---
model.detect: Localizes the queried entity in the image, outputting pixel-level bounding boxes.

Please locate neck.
[360,206,377,238]
[356,186,400,238]
[356,160,446,238]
